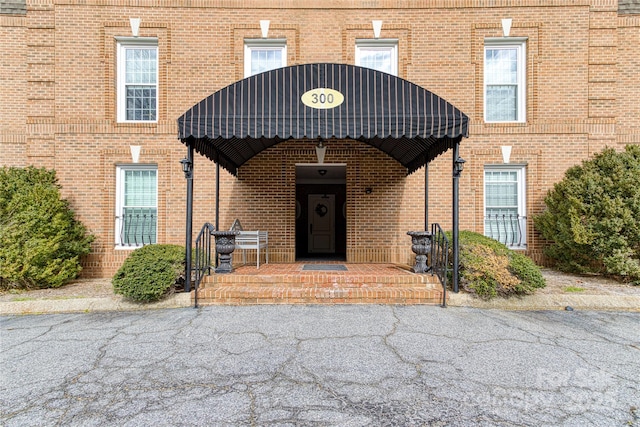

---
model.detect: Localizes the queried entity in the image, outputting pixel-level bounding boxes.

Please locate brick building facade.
[1,0,639,278]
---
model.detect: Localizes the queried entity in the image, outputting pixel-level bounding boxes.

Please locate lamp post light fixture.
[180,157,193,179]
[453,157,466,177]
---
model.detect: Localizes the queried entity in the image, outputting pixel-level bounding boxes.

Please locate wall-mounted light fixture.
[372,20,383,39]
[365,187,373,194]
[130,145,141,163]
[454,157,466,177]
[501,146,512,164]
[315,140,326,164]
[130,18,141,37]
[318,169,327,176]
[180,157,193,179]
[502,18,512,37]
[260,20,270,38]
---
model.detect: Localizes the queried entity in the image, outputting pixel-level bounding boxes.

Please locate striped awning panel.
[178,63,469,175]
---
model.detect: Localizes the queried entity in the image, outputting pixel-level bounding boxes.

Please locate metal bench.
[230,219,268,268]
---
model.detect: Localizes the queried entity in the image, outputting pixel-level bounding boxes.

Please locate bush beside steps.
[453,231,546,300]
[112,244,185,303]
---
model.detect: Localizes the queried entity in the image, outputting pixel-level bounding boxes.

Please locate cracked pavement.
[1,306,639,426]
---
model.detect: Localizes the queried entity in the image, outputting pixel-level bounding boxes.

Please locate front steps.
[192,263,445,305]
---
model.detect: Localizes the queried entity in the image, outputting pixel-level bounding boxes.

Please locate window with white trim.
[117,38,158,122]
[484,165,527,248]
[115,165,157,247]
[355,39,398,76]
[484,38,526,123]
[244,39,287,77]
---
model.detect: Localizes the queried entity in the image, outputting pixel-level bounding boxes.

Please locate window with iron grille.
[117,38,158,122]
[484,38,526,123]
[355,39,398,76]
[484,166,527,248]
[244,39,287,77]
[115,165,157,247]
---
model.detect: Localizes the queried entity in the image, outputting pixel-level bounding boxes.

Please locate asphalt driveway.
[1,305,639,426]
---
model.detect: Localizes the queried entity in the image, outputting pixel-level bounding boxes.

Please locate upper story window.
[244,39,287,77]
[115,165,157,248]
[484,38,526,123]
[355,39,398,76]
[117,38,158,122]
[484,165,527,248]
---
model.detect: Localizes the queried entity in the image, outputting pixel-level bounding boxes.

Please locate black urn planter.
[407,231,432,274]
[212,230,240,274]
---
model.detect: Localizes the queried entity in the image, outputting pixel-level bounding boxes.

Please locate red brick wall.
[1,0,638,277]
[0,15,28,167]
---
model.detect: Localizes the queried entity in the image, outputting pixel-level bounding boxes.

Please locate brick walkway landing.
[194,263,445,305]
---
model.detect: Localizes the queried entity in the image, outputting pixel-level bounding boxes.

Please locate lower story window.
[115,165,157,247]
[484,165,527,248]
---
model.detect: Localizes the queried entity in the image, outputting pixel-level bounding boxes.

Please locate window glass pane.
[250,48,283,75]
[358,48,393,74]
[122,207,157,245]
[484,209,521,246]
[125,48,157,84]
[125,87,157,121]
[486,182,518,206]
[124,169,157,206]
[485,48,517,84]
[486,85,517,121]
[485,171,518,206]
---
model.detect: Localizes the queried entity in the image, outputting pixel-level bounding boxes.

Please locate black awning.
[178,63,468,175]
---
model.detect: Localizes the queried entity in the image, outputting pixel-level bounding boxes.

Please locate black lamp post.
[452,144,465,294]
[181,147,194,293]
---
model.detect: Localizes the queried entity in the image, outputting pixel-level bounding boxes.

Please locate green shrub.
[534,145,640,285]
[509,252,546,293]
[449,231,545,299]
[112,244,185,302]
[0,167,94,290]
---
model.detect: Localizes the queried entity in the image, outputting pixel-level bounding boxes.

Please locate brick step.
[193,285,444,305]
[200,272,441,289]
[192,263,445,305]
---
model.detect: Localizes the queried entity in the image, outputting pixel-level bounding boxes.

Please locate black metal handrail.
[192,222,216,308]
[485,214,527,248]
[430,223,449,307]
[116,213,156,246]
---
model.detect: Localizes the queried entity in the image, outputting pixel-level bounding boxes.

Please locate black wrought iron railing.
[192,222,216,308]
[430,223,449,307]
[484,214,527,248]
[116,212,156,247]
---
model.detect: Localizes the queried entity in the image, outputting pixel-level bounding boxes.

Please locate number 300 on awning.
[301,88,344,110]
